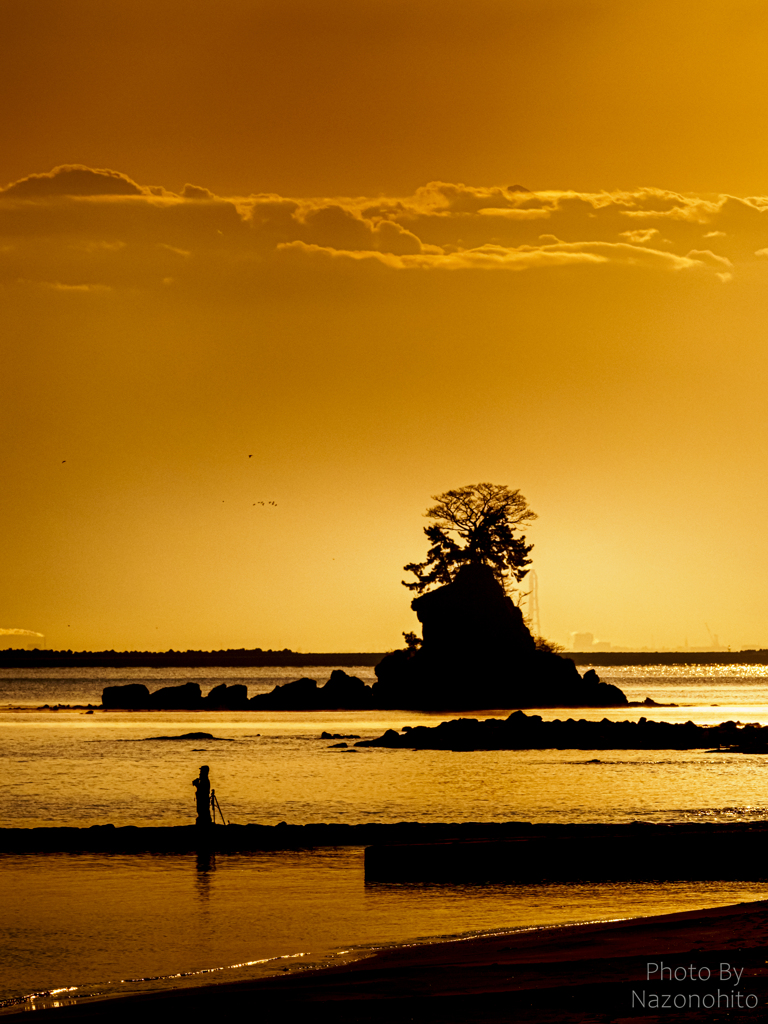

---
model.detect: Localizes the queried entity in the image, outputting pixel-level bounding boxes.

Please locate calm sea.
[3,664,768,1012]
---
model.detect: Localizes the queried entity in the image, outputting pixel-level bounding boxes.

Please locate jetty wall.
[364,828,768,882]
[4,821,768,885]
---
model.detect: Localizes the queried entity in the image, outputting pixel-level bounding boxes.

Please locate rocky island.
[370,562,626,709]
[102,563,627,711]
[372,482,630,709]
[86,483,638,712]
[101,573,627,715]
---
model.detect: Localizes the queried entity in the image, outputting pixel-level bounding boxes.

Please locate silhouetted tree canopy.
[403,483,536,594]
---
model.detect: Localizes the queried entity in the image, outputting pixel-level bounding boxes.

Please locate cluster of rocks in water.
[354,711,766,751]
[103,564,630,711]
[101,665,622,711]
[103,681,250,710]
[101,672,374,710]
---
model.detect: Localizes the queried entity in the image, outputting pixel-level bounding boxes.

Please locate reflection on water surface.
[2,850,767,1012]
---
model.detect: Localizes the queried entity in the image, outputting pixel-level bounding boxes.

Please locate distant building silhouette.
[571,631,611,653]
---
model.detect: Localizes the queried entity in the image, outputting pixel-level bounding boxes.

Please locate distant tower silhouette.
[527,569,541,637]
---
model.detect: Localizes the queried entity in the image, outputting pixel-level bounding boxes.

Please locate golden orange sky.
[4,0,768,653]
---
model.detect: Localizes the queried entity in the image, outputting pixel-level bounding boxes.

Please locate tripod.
[210,788,228,826]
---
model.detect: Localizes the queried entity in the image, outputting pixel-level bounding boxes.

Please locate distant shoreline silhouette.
[2,648,766,669]
[0,649,385,668]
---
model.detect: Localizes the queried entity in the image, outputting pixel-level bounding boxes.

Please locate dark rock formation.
[248,670,373,710]
[321,668,372,708]
[372,564,627,709]
[102,681,253,710]
[148,681,203,710]
[102,683,150,709]
[143,732,233,741]
[355,710,744,750]
[203,683,249,709]
[416,561,536,655]
[100,674,377,711]
[248,676,320,709]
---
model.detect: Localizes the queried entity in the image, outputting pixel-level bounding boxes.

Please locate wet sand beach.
[8,899,768,1022]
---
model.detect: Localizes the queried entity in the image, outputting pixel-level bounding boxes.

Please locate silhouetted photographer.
[193,765,212,827]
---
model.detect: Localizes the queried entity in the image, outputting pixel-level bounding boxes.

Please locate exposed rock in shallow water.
[203,682,249,709]
[142,732,234,741]
[372,564,628,710]
[354,710,751,750]
[248,670,373,710]
[102,683,150,709]
[102,681,255,711]
[148,681,203,710]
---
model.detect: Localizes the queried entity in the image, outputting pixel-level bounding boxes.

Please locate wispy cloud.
[2,165,767,291]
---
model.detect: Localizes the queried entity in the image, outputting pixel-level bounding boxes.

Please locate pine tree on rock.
[403,482,536,597]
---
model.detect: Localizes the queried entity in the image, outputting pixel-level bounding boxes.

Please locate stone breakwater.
[2,819,768,852]
[365,824,768,882]
[0,820,649,853]
[354,710,765,750]
[5,822,768,882]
